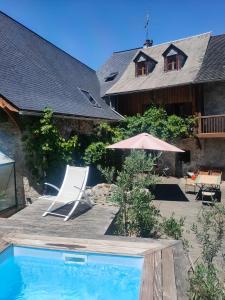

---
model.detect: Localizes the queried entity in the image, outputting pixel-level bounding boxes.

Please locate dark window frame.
[80,89,101,108]
[104,72,118,82]
[136,61,148,76]
[163,45,187,72]
[165,54,179,71]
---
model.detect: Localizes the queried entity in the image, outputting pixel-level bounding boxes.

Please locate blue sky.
[0,0,224,69]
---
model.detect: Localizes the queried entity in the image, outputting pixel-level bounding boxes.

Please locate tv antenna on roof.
[144,13,150,40]
[144,13,153,48]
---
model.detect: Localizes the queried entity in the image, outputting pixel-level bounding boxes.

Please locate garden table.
[195,175,221,200]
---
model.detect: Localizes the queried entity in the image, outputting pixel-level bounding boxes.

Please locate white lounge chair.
[41,165,90,221]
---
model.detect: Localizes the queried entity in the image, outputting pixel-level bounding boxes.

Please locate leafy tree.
[119,106,195,141]
[82,107,195,169]
[23,108,78,183]
[110,151,160,237]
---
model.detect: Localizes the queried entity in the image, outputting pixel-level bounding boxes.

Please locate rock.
[84,183,117,206]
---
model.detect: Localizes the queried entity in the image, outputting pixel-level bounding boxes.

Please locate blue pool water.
[0,246,143,300]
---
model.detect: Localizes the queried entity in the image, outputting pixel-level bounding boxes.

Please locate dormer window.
[134,51,157,77]
[163,45,187,72]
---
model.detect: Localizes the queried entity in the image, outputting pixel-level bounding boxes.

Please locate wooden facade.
[115,84,203,117]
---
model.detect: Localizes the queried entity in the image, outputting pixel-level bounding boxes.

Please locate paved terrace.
[0,199,189,299]
[153,177,225,264]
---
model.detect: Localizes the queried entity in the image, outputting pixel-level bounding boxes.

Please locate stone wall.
[162,137,225,179]
[0,113,100,207]
[204,81,225,115]
[55,118,99,138]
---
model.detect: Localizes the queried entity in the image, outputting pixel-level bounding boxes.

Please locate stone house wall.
[0,112,100,207]
[203,81,225,115]
[162,137,225,179]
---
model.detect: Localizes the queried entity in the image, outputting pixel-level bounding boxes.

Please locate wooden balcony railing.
[197,113,225,138]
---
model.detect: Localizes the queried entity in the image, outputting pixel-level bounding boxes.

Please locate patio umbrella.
[106,132,184,152]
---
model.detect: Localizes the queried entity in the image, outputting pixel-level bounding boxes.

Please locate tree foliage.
[110,151,160,237]
[121,107,195,140]
[83,106,195,168]
[23,108,78,183]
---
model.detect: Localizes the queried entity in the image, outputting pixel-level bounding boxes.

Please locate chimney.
[143,39,153,48]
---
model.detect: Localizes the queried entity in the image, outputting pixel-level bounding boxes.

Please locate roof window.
[105,72,118,82]
[80,89,101,108]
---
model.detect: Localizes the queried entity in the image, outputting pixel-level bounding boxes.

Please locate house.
[98,33,225,176]
[0,11,121,212]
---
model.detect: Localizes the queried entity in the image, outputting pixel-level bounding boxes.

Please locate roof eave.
[105,81,195,96]
[18,109,122,122]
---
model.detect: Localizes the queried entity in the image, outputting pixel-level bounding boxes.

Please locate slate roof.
[105,33,211,95]
[97,33,211,96]
[195,34,225,83]
[0,12,121,121]
[97,48,139,97]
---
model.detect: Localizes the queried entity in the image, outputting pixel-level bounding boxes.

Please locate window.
[136,61,147,76]
[80,89,101,108]
[105,72,118,82]
[134,52,157,77]
[163,45,187,72]
[166,55,178,71]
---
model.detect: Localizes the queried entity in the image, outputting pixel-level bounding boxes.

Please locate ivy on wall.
[23,108,79,184]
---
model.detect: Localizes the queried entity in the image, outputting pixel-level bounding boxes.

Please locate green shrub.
[97,165,116,184]
[83,142,107,165]
[161,213,185,240]
[189,205,225,299]
[189,264,225,300]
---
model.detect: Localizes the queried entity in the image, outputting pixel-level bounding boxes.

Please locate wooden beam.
[0,97,21,131]
[0,97,18,112]
[197,133,225,138]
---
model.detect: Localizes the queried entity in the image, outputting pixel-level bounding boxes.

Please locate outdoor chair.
[162,166,170,177]
[40,165,91,221]
[201,187,217,205]
[184,176,196,193]
[210,169,222,175]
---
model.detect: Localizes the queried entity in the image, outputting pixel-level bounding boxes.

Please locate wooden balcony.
[197,113,225,138]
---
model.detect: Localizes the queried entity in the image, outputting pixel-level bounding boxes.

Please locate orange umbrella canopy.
[106,133,184,153]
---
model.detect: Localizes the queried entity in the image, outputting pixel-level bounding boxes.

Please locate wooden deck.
[0,199,189,299]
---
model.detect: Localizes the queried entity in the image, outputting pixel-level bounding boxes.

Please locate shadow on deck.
[154,184,189,202]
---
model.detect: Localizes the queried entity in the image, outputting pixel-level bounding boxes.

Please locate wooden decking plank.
[154,250,163,300]
[162,247,177,300]
[172,243,189,300]
[139,253,154,300]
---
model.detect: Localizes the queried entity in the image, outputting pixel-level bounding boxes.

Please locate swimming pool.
[0,245,144,300]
